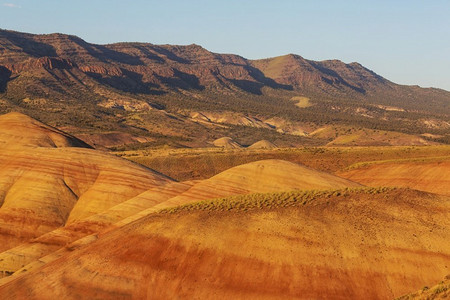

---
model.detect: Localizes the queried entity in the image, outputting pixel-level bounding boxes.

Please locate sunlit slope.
[0,159,358,279]
[0,112,173,250]
[0,181,193,278]
[338,160,450,196]
[248,140,278,149]
[397,276,450,299]
[163,159,362,207]
[213,137,242,149]
[0,112,91,148]
[1,188,449,299]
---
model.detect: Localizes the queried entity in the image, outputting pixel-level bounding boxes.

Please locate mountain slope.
[1,29,449,148]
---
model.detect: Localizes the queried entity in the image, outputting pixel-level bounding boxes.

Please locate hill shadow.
[0,66,12,93]
[155,69,204,91]
[0,30,57,57]
[309,62,366,94]
[86,68,165,95]
[228,66,293,95]
[67,36,144,66]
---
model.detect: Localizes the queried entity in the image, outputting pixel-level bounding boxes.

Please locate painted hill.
[161,159,362,207]
[1,188,449,299]
[0,181,194,279]
[0,112,91,148]
[213,137,242,149]
[0,159,359,282]
[0,112,173,251]
[0,112,449,299]
[338,159,450,196]
[248,139,278,149]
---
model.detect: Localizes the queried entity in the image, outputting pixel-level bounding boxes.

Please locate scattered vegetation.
[396,275,450,299]
[123,145,450,181]
[159,187,397,214]
[1,30,449,149]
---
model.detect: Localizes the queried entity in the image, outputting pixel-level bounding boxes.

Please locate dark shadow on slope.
[156,69,204,91]
[0,66,12,93]
[348,62,388,84]
[309,61,367,94]
[130,45,166,63]
[227,65,293,95]
[228,79,265,95]
[86,68,166,95]
[246,66,293,91]
[150,46,191,64]
[0,30,57,57]
[67,36,144,66]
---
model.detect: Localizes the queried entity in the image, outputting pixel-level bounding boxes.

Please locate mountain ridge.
[1,28,445,94]
[1,28,449,148]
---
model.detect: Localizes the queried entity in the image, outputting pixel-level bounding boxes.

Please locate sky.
[1,0,449,90]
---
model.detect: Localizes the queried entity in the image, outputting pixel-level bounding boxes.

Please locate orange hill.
[160,159,362,207]
[0,112,173,251]
[1,188,449,299]
[0,158,360,279]
[338,160,450,196]
[0,112,91,148]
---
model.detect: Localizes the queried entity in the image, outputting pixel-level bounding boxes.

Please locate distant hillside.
[1,29,449,148]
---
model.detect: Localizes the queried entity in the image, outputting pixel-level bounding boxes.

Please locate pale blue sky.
[1,0,449,90]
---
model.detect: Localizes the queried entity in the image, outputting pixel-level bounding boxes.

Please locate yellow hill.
[0,112,91,148]
[213,137,242,149]
[0,181,193,278]
[161,159,362,207]
[248,140,278,149]
[0,158,358,280]
[0,112,173,251]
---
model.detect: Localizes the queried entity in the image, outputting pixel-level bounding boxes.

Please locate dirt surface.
[339,160,450,196]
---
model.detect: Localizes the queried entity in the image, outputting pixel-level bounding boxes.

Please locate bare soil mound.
[0,113,173,251]
[0,112,91,148]
[213,137,242,149]
[162,159,361,207]
[338,160,450,196]
[248,140,278,149]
